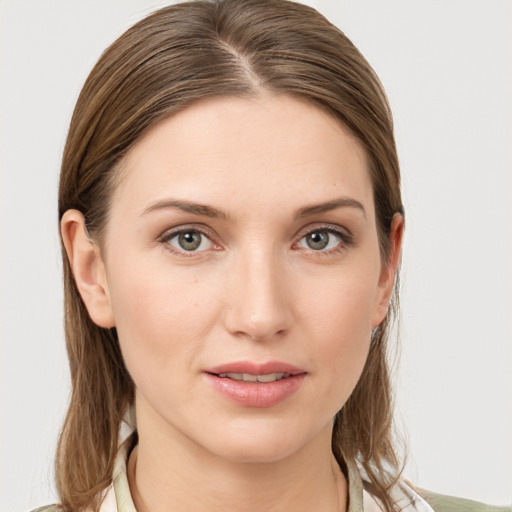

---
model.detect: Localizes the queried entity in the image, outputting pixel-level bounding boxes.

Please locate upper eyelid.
[294,222,353,240]
[158,224,217,242]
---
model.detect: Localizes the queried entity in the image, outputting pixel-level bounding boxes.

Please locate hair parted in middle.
[57,1,404,511]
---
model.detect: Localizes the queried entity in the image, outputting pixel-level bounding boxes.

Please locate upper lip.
[206,361,306,376]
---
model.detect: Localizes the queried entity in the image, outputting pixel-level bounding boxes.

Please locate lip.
[204,361,307,408]
[207,361,305,376]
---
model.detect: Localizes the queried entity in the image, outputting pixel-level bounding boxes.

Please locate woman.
[32,1,510,511]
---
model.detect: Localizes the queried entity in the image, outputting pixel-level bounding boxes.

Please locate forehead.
[112,94,374,217]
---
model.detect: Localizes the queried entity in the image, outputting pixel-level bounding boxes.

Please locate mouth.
[206,361,306,380]
[215,372,291,383]
[204,361,306,407]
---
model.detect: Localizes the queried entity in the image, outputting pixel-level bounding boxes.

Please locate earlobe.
[371,213,404,328]
[60,210,115,328]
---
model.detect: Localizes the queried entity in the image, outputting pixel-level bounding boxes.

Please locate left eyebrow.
[295,197,367,219]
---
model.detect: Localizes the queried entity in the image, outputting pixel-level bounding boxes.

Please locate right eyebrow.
[142,199,229,220]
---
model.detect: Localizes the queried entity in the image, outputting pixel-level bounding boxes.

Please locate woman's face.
[89,94,398,462]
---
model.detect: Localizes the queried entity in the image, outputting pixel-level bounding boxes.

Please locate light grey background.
[1,1,511,510]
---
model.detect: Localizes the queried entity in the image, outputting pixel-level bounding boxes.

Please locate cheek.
[106,257,221,380]
[299,261,380,338]
[296,267,379,399]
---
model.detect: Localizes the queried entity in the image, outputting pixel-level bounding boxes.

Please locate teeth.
[218,372,288,382]
[219,372,243,380]
[257,373,286,382]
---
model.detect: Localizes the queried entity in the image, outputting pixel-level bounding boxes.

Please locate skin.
[62,94,403,512]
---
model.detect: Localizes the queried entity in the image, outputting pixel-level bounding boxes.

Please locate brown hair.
[57,1,404,510]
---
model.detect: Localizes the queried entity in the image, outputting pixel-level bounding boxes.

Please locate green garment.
[418,489,512,512]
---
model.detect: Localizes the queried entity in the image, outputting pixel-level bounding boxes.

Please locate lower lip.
[205,373,306,408]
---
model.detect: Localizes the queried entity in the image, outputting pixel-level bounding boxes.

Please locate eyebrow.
[142,196,366,220]
[142,199,229,219]
[296,197,366,219]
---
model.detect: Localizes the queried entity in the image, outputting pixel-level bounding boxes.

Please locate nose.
[222,248,293,342]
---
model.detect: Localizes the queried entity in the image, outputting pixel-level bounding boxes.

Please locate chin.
[208,438,299,464]
[198,418,329,465]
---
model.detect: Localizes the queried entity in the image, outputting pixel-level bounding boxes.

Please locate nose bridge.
[224,243,292,341]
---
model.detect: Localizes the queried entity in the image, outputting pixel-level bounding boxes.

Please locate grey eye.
[168,230,212,252]
[299,230,341,251]
[306,231,329,250]
[178,231,201,250]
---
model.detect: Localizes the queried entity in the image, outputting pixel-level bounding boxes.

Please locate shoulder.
[416,488,512,512]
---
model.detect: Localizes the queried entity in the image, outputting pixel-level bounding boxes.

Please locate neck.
[127,405,347,512]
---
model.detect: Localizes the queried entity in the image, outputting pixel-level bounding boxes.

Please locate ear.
[60,209,115,328]
[371,213,404,328]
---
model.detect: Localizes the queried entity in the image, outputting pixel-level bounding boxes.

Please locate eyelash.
[294,225,354,255]
[157,224,354,257]
[158,226,220,257]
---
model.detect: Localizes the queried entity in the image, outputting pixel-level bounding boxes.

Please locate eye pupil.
[306,231,329,250]
[179,231,202,250]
